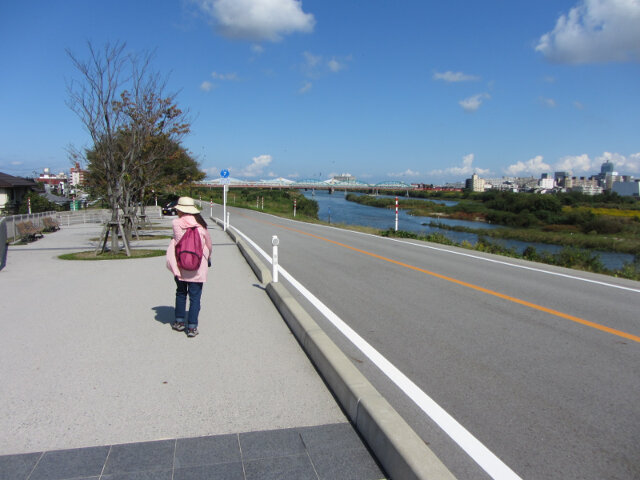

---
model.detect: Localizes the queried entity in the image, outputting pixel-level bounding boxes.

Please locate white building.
[465,173,485,192]
[538,177,555,190]
[612,180,640,197]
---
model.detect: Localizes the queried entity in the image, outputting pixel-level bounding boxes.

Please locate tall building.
[600,160,615,176]
[554,171,570,188]
[465,173,485,192]
[70,162,87,187]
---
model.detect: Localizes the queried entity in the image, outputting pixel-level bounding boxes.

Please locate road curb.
[214,218,272,284]
[215,217,456,480]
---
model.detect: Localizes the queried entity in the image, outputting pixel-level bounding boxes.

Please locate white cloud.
[540,97,557,108]
[433,71,480,83]
[554,153,593,173]
[505,155,552,176]
[327,58,344,72]
[573,100,585,109]
[302,52,350,77]
[251,44,264,54]
[596,151,640,172]
[536,0,640,64]
[195,0,315,42]
[202,166,221,177]
[212,71,238,81]
[431,154,490,176]
[459,93,490,113]
[388,169,421,178]
[237,154,272,177]
[298,81,312,94]
[303,51,322,69]
[200,81,214,92]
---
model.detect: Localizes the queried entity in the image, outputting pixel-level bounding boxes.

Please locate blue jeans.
[174,278,203,329]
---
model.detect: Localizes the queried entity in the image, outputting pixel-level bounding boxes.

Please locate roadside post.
[210,199,213,217]
[395,196,398,231]
[271,235,279,283]
[28,197,31,215]
[294,199,297,217]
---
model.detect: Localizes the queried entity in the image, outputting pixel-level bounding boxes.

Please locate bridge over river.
[197,177,419,192]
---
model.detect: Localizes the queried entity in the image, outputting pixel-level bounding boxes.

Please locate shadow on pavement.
[152,305,175,325]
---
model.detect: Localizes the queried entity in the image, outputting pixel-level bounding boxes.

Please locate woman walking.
[166,197,212,337]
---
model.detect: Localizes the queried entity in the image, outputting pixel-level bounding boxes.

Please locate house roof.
[0,172,38,188]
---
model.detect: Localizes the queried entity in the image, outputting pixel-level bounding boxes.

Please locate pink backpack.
[175,226,203,271]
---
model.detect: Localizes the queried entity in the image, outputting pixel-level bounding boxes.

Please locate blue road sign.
[220,169,230,178]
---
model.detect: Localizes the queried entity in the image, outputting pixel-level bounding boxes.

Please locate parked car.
[162,200,178,216]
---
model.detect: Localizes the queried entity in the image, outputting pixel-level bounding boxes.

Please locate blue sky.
[1,0,639,183]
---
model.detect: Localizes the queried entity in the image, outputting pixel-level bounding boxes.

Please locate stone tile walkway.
[0,423,384,480]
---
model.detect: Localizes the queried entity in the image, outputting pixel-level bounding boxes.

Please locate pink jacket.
[166,215,212,282]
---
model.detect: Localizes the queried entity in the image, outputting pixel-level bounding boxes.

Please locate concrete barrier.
[266,281,455,480]
[215,215,456,480]
[0,218,7,271]
[212,216,272,284]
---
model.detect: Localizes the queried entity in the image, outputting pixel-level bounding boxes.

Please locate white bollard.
[395,196,399,232]
[272,235,279,283]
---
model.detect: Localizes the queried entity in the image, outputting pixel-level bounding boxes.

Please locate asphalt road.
[218,204,640,480]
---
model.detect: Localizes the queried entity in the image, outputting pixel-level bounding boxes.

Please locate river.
[302,190,635,270]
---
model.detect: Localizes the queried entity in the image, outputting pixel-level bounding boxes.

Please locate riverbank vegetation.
[173,187,319,220]
[380,228,640,280]
[347,191,640,255]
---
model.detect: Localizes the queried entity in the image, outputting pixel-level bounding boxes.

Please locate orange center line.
[238,212,640,343]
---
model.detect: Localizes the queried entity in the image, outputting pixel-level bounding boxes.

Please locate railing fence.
[1,207,163,244]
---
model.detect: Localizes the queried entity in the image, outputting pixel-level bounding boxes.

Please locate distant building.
[36,168,67,195]
[564,176,601,195]
[0,172,38,214]
[70,162,88,187]
[572,184,603,196]
[612,180,640,197]
[539,177,555,190]
[600,160,615,176]
[465,173,485,192]
[332,173,357,183]
[554,171,570,188]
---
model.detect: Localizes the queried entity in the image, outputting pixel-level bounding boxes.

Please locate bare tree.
[66,41,190,253]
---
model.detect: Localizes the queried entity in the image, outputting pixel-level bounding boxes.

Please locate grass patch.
[59,249,166,261]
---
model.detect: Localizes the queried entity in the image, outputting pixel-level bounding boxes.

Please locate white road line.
[230,224,523,480]
[234,209,640,294]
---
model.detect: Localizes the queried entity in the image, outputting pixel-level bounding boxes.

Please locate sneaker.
[187,328,199,338]
[171,322,185,332]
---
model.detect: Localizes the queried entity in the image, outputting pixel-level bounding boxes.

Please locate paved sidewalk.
[0,218,385,479]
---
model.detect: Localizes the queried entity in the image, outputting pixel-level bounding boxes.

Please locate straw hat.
[175,197,200,214]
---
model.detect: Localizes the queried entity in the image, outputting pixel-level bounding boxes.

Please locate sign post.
[220,169,230,231]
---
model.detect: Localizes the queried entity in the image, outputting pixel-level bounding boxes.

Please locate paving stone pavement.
[0,212,385,479]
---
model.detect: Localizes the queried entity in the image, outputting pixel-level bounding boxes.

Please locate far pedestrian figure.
[166,197,212,337]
